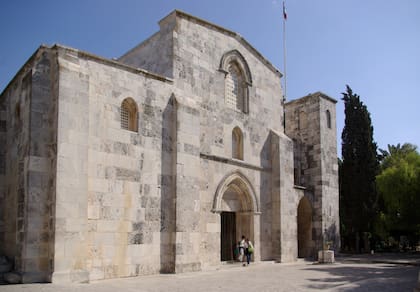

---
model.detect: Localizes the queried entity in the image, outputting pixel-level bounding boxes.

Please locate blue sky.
[1,0,419,153]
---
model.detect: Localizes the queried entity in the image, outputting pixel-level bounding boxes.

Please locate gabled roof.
[162,10,282,78]
[1,44,173,96]
[286,91,337,105]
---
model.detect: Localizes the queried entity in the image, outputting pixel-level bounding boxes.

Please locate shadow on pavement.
[302,263,419,291]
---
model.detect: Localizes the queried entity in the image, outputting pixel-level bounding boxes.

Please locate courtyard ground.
[0,254,419,292]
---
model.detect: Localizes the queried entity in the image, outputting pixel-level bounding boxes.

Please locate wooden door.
[221,212,236,261]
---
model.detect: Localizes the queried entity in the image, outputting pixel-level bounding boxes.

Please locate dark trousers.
[245,249,251,264]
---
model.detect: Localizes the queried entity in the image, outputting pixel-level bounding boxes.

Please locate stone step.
[0,256,13,284]
[0,256,12,273]
[3,272,21,284]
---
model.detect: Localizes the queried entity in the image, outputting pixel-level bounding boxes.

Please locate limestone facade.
[0,10,339,283]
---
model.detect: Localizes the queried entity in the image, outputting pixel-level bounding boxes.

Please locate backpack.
[248,242,254,254]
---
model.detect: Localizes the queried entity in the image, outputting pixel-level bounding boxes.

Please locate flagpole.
[282,1,287,102]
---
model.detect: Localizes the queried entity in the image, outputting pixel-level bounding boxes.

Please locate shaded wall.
[0,47,58,282]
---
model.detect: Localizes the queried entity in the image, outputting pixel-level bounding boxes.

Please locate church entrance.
[221,212,236,261]
[213,171,259,263]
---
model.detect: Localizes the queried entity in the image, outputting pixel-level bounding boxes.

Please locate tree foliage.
[376,143,420,246]
[340,85,379,252]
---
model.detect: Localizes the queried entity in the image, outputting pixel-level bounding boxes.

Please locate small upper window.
[232,127,244,160]
[121,98,138,132]
[326,110,331,129]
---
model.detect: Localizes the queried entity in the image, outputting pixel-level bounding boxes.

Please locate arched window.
[225,63,245,111]
[326,110,331,129]
[220,50,252,113]
[121,98,138,132]
[232,127,243,160]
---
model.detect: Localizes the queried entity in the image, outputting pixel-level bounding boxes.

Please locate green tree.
[340,85,379,252]
[379,143,418,169]
[376,143,420,247]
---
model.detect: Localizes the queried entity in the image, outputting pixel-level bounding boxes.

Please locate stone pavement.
[0,259,419,292]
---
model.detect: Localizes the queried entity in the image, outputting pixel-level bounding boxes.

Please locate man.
[245,238,253,265]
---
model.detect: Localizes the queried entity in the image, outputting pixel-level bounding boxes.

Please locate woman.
[238,236,245,264]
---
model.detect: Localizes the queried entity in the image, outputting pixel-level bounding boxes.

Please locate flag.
[283,1,287,20]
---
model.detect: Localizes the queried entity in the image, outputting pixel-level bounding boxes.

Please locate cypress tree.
[340,85,379,252]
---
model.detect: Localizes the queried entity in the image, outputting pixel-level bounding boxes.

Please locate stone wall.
[172,12,283,144]
[173,97,202,272]
[168,12,285,265]
[319,97,340,251]
[0,47,58,283]
[0,67,32,267]
[0,86,4,252]
[271,130,299,262]
[52,46,174,282]
[117,10,288,268]
[52,47,90,283]
[118,13,175,78]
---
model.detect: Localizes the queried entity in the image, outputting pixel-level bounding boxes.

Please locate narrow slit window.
[326,110,331,129]
[232,127,244,160]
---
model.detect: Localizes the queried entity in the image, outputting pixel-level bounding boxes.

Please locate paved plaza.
[1,259,419,292]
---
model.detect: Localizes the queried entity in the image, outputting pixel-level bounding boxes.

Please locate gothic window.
[232,127,243,160]
[121,98,138,132]
[225,63,245,111]
[220,50,252,114]
[326,110,331,129]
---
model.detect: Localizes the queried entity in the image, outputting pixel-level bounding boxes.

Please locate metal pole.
[283,1,287,101]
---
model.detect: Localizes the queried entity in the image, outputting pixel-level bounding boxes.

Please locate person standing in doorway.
[238,235,245,264]
[245,238,254,265]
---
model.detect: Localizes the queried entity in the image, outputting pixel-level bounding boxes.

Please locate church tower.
[285,92,340,255]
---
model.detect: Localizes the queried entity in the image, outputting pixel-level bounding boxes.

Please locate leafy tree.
[379,143,418,169]
[340,85,379,252]
[376,143,420,247]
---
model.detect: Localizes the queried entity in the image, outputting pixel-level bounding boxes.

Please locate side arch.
[297,196,313,258]
[212,170,260,214]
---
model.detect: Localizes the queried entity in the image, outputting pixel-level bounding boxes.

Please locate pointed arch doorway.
[213,171,260,262]
[297,197,313,258]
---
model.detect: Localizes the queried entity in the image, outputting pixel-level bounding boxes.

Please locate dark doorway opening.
[221,211,236,261]
[297,197,312,258]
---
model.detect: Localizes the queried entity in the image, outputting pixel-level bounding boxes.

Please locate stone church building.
[0,10,339,283]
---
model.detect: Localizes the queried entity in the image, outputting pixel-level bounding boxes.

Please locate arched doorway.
[213,171,259,262]
[297,197,312,258]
